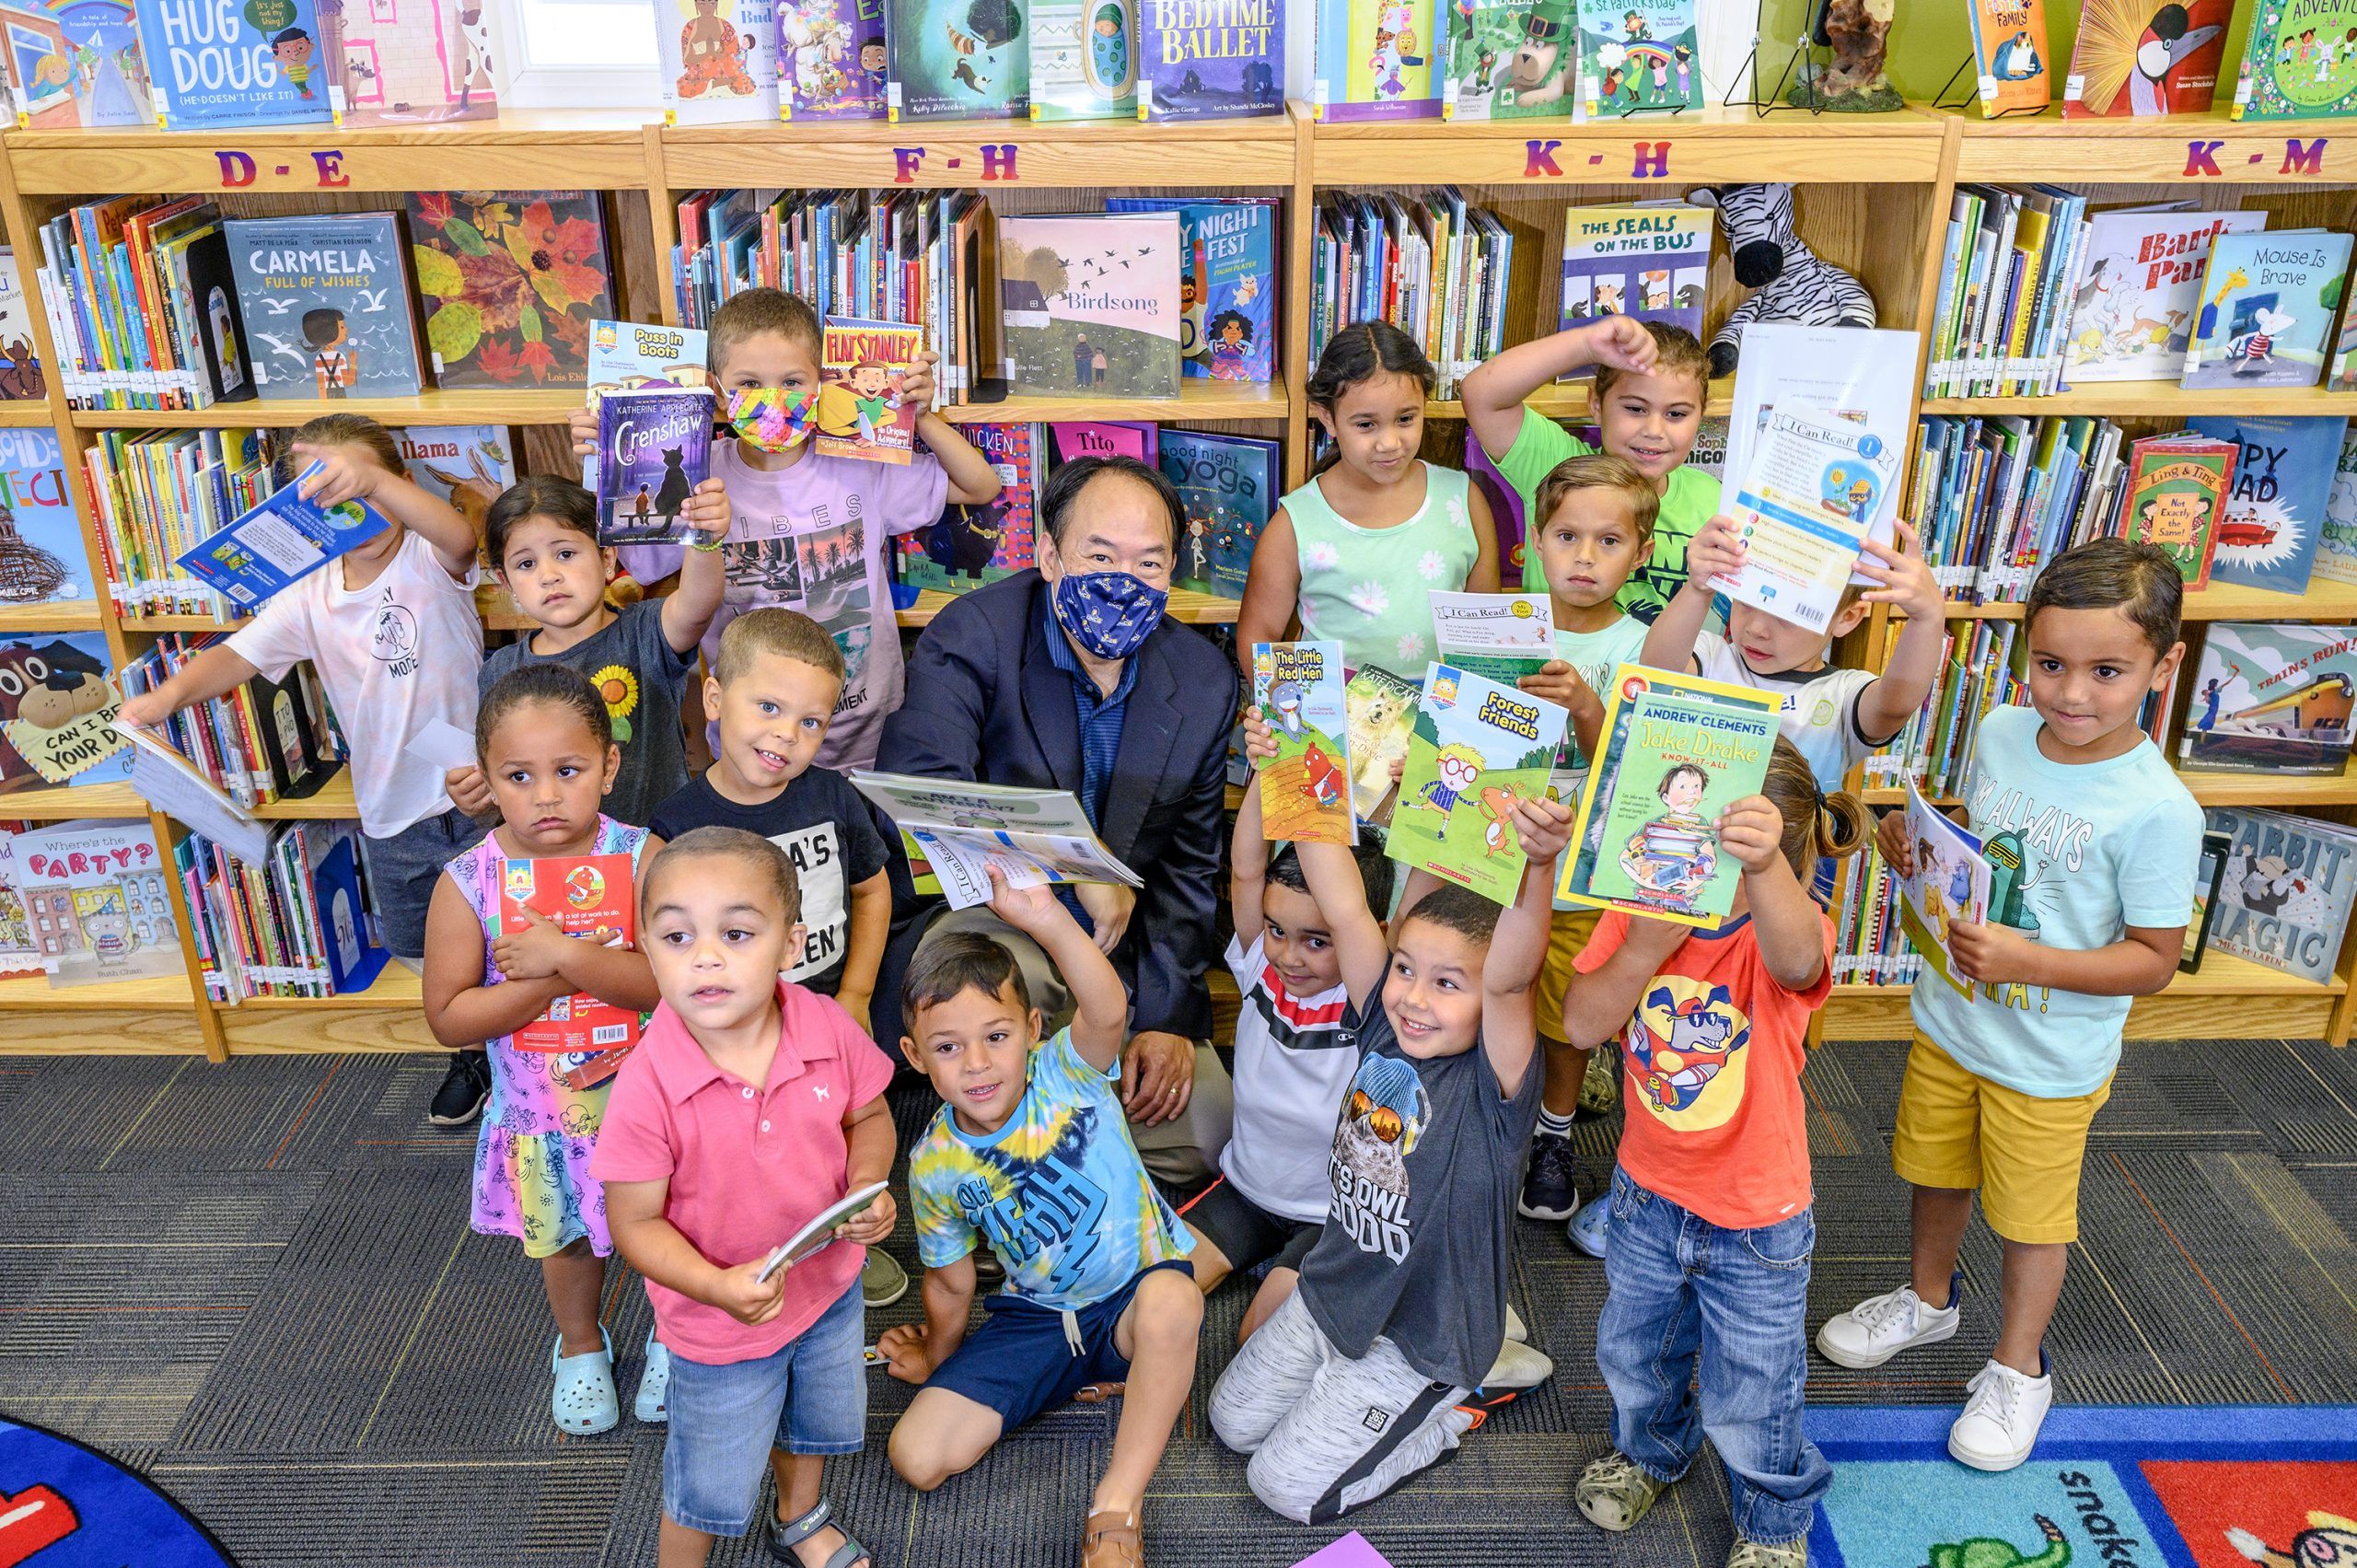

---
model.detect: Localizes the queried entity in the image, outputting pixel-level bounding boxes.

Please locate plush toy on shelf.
[1687,182,1877,377]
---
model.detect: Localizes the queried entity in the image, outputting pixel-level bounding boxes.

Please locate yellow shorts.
[1536,906,1602,1047]
[1890,1031,2112,1245]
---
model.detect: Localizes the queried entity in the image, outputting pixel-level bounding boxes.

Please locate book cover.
[1442,0,1574,118]
[1030,0,1134,118]
[223,213,423,400]
[2183,229,2354,389]
[498,852,644,1088]
[998,212,1181,400]
[583,319,710,485]
[177,459,392,609]
[1897,781,1991,997]
[0,246,39,399]
[1315,0,1439,120]
[658,0,780,122]
[1159,428,1276,597]
[245,664,331,798]
[0,633,127,791]
[2117,436,2235,588]
[1965,0,2051,114]
[1135,0,1283,119]
[0,428,90,605]
[407,191,611,389]
[28,0,154,126]
[135,0,332,128]
[1250,640,1356,846]
[900,421,1037,591]
[1430,589,1554,685]
[1051,420,1157,465]
[2061,0,2227,115]
[14,820,181,985]
[394,423,515,531]
[2187,414,2347,597]
[1557,663,1778,927]
[308,828,388,993]
[849,770,1143,912]
[814,315,919,463]
[154,211,254,407]
[597,386,716,544]
[778,0,887,117]
[1576,0,1701,114]
[2203,807,2357,983]
[2231,0,2357,118]
[2320,424,2357,587]
[2181,621,2357,775]
[2062,209,2268,384]
[1107,197,1276,382]
[2182,824,2230,971]
[1389,660,1566,906]
[1557,203,1712,366]
[886,0,1026,120]
[325,0,496,123]
[1343,662,1420,822]
[0,834,46,979]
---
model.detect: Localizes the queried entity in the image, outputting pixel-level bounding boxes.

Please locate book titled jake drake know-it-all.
[1390,661,1566,907]
[2202,806,2357,985]
[1250,641,1356,847]
[222,214,423,401]
[2181,621,2357,776]
[498,853,646,1090]
[1136,0,1285,120]
[597,382,717,544]
[998,212,1182,400]
[174,460,392,610]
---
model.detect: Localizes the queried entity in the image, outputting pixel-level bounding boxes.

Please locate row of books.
[179,820,389,1002]
[1311,190,1513,401]
[1832,840,1913,986]
[118,633,346,809]
[1967,0,2357,123]
[1861,618,2028,797]
[0,820,186,990]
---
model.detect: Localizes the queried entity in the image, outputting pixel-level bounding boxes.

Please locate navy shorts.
[1178,1176,1322,1277]
[926,1259,1193,1431]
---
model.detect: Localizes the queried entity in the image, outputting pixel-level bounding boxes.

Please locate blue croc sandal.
[769,1497,870,1568]
[552,1326,619,1435]
[634,1332,671,1424]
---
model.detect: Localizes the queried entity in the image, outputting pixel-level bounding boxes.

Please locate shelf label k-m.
[2181,136,2331,177]
[1524,140,1673,179]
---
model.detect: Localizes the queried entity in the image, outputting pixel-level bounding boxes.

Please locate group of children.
[118,285,2205,1568]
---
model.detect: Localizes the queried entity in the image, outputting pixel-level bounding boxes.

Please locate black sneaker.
[1518,1131,1580,1222]
[429,1050,491,1127]
[971,1248,1005,1291]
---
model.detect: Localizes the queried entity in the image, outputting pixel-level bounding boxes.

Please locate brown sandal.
[1071,1380,1127,1404]
[1082,1508,1144,1568]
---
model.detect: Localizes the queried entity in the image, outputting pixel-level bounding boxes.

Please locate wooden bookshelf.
[0,403,51,427]
[0,601,104,632]
[1922,387,2357,417]
[938,377,1293,425]
[1426,377,1739,422]
[1827,953,2345,1040]
[1927,580,2357,621]
[1948,109,2357,184]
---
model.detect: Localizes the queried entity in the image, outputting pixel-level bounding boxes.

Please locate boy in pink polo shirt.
[596,827,897,1568]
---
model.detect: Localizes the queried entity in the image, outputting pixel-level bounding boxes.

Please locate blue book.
[222,214,422,400]
[1106,197,1277,383]
[0,428,94,605]
[2188,414,2349,597]
[1159,429,1277,598]
[174,460,392,610]
[135,0,333,129]
[2182,229,2355,390]
[598,386,715,544]
[307,827,389,994]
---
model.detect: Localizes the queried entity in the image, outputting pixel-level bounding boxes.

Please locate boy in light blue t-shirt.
[1817,540,2202,1476]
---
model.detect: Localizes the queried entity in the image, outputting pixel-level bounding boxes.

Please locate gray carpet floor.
[4,1035,2356,1565]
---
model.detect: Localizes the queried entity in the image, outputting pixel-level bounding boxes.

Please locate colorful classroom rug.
[1807,1407,2357,1568]
[0,1418,235,1567]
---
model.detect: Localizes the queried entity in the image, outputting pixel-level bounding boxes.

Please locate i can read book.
[778,0,888,119]
[1576,0,1701,115]
[657,0,780,122]
[1250,641,1357,847]
[1442,0,1574,119]
[324,0,497,123]
[135,0,331,128]
[597,386,715,545]
[1314,0,1440,120]
[1030,0,1134,118]
[998,212,1180,400]
[1106,197,1277,382]
[1135,0,1283,120]
[1389,661,1566,907]
[2061,208,2266,385]
[222,214,421,400]
[815,316,919,464]
[2061,0,2228,116]
[887,0,1027,121]
[2182,229,2354,390]
[2232,0,2357,118]
[2187,413,2347,597]
[2203,806,2357,984]
[2180,621,2357,775]
[1966,0,2051,114]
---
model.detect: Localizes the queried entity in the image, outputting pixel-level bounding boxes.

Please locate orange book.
[497,853,644,1090]
[1968,0,2052,115]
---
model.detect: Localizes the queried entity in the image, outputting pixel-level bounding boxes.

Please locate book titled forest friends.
[1251,642,1356,846]
[597,385,715,543]
[1390,662,1565,906]
[815,316,920,462]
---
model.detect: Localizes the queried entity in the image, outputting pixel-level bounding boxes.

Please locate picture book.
[1557,202,1713,364]
[394,424,515,528]
[2231,0,2357,118]
[2182,229,2354,389]
[1313,0,1439,120]
[581,319,709,483]
[1558,663,1777,927]
[2335,287,2357,389]
[2186,414,2347,597]
[1106,197,1278,383]
[815,316,919,463]
[135,0,332,128]
[998,212,1181,400]
[900,421,1037,591]
[1052,420,1157,465]
[14,820,181,987]
[1722,404,1902,633]
[1897,781,1991,998]
[2181,621,2357,775]
[15,0,153,127]
[2061,208,2267,384]
[1576,0,1701,115]
[407,191,611,390]
[2115,435,2235,588]
[222,213,423,401]
[1135,0,1284,120]
[1441,0,1574,119]
[1389,660,1566,907]
[303,826,388,993]
[657,0,780,123]
[324,0,496,123]
[0,247,40,398]
[0,634,128,791]
[1030,0,1135,118]
[498,853,644,1089]
[1343,663,1420,822]
[1429,590,1554,685]
[2061,0,2227,116]
[849,771,1143,912]
[597,385,716,544]
[1250,641,1356,846]
[0,428,91,605]
[2320,424,2357,587]
[1159,428,1277,597]
[778,0,888,118]
[886,0,1026,120]
[1965,0,2052,114]
[758,1180,890,1280]
[0,835,45,980]
[176,459,391,610]
[2203,807,2357,984]
[2183,825,2229,971]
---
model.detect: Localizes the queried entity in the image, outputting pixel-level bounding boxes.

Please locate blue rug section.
[0,1418,234,1567]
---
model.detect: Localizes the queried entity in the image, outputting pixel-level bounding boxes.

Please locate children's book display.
[498,853,646,1088]
[1441,0,1574,118]
[999,212,1181,399]
[174,459,389,609]
[1343,663,1421,822]
[406,191,612,389]
[2183,824,2230,971]
[815,316,919,462]
[324,0,497,122]
[87,425,272,618]
[1030,0,1135,117]
[34,194,256,411]
[1161,429,1276,598]
[2183,414,2344,598]
[2201,807,2357,984]
[1313,0,1440,120]
[1054,420,1156,465]
[1576,0,1701,116]
[222,214,422,401]
[1310,188,1513,401]
[135,0,332,129]
[1389,661,1565,906]
[777,0,888,118]
[2182,229,2353,389]
[2231,0,2357,118]
[1135,0,1285,119]
[182,820,389,1001]
[0,632,128,791]
[657,0,780,122]
[1927,185,2089,398]
[6,0,153,129]
[1250,641,1357,846]
[1558,663,1774,927]
[0,247,41,399]
[2050,207,2267,389]
[2181,621,2357,775]
[2115,434,2235,588]
[1966,0,2052,114]
[1557,202,1712,367]
[1428,590,1554,684]
[596,384,716,543]
[0,429,90,606]
[2061,0,2228,115]
[849,771,1142,910]
[1105,196,1277,382]
[888,0,1026,119]
[13,819,182,988]
[1897,781,1991,997]
[899,420,1038,591]
[2322,425,2357,587]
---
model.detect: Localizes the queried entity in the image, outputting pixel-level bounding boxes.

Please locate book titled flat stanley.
[597,386,715,544]
[498,854,645,1090]
[815,317,920,463]
[1250,641,1355,846]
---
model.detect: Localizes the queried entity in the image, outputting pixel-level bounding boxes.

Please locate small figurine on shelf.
[1791,0,1903,110]
[1686,182,1876,378]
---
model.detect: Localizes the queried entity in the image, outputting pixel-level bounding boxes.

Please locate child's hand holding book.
[877,1322,935,1385]
[1947,916,2038,988]
[1875,807,1915,877]
[1518,661,1601,735]
[709,1255,788,1327]
[1716,795,1787,876]
[835,1189,897,1247]
[900,349,939,408]
[1854,518,1941,619]
[1685,516,1746,594]
[493,903,608,981]
[292,442,383,507]
[1506,792,1575,865]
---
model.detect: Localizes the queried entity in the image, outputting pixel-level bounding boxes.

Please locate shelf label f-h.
[891,145,1020,182]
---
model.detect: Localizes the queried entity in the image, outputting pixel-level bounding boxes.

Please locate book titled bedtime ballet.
[597,386,715,545]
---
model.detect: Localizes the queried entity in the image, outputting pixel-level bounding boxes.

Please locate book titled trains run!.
[596,385,716,544]
[2180,621,2357,776]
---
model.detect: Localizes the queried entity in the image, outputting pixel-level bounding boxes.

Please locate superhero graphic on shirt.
[1625,975,1752,1132]
[1329,1051,1428,1261]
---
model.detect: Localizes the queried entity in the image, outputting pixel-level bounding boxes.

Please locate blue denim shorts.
[661,1281,866,1537]
[926,1259,1193,1432]
[364,808,486,958]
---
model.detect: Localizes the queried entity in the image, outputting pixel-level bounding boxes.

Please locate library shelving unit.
[0,102,2351,1055]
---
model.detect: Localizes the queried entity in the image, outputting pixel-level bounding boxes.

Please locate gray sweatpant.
[1208,1290,1475,1524]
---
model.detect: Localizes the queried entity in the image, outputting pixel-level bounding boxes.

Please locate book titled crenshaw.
[597,385,716,544]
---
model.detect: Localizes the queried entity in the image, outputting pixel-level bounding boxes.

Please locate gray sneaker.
[1576,1451,1668,1532]
[862,1249,909,1309]
[1729,1538,1807,1568]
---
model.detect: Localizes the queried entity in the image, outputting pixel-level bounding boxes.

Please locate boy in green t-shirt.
[1462,317,1716,623]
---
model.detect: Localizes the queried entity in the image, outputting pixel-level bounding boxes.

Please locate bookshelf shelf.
[1946,108,2357,184]
[1826,954,2343,1040]
[0,601,102,631]
[228,963,421,1010]
[1868,768,2357,809]
[660,112,1300,191]
[1425,377,1738,422]
[0,781,148,819]
[939,377,1292,425]
[0,968,196,1012]
[1921,388,2357,418]
[0,402,50,426]
[73,388,586,430]
[1310,106,1947,185]
[1934,581,2357,621]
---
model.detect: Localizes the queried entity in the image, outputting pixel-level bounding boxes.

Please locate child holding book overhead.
[1236,321,1500,680]
[114,412,493,1128]
[1559,736,1865,1568]
[420,664,663,1437]
[591,287,1003,772]
[595,828,897,1568]
[1818,540,2200,1473]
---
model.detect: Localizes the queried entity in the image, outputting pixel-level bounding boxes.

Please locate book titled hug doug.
[596,386,715,544]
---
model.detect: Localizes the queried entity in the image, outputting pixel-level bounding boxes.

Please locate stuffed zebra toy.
[1688,182,1875,377]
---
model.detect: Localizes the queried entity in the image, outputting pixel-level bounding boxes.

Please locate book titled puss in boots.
[597,386,716,544]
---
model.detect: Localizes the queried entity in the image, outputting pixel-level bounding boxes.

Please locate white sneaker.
[1504,1304,1529,1343]
[1484,1336,1555,1391]
[1816,1277,1961,1369]
[1948,1355,2052,1472]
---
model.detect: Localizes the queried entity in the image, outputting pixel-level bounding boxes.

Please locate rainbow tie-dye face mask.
[726,386,813,453]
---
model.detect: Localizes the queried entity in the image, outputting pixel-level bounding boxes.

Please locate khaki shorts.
[1535,906,1603,1047]
[1890,1031,2112,1245]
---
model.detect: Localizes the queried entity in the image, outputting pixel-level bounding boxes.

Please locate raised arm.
[1242,709,1388,1002]
[1480,796,1573,1097]
[985,869,1132,1073]
[116,641,261,728]
[296,444,478,578]
[659,480,733,655]
[1641,514,1739,675]
[1128,674,1235,1039]
[1460,317,1660,466]
[1229,769,1270,946]
[1560,912,1688,1051]
[1462,482,1501,593]
[1715,795,1827,991]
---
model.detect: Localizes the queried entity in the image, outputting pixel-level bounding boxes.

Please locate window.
[491,0,661,110]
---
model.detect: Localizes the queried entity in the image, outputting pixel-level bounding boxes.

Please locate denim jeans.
[1596,1166,1829,1546]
